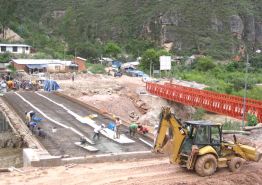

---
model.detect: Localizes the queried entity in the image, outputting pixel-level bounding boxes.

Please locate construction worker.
[114,117,122,139]
[25,111,35,126]
[138,125,149,134]
[129,122,138,137]
[93,124,106,140]
[29,121,37,133]
[80,136,87,145]
[7,80,14,90]
[37,127,46,138]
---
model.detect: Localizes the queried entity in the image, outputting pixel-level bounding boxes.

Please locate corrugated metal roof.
[11,59,73,65]
[0,43,31,47]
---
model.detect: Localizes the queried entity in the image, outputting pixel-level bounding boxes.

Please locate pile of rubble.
[125,92,150,115]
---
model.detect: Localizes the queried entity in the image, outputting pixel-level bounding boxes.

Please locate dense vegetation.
[1,0,262,59]
[170,56,262,100]
[0,0,261,100]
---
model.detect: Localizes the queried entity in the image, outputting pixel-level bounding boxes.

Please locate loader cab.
[182,121,222,154]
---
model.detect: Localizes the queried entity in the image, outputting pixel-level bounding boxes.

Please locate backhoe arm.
[153,107,187,164]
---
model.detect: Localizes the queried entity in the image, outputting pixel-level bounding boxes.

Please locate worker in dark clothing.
[37,127,46,138]
[80,136,87,144]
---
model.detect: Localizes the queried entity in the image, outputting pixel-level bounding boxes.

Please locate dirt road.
[1,157,262,185]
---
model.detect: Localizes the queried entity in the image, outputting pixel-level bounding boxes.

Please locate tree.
[0,0,17,39]
[247,113,258,126]
[0,53,11,63]
[125,39,155,58]
[104,42,121,58]
[140,49,170,71]
[140,49,158,71]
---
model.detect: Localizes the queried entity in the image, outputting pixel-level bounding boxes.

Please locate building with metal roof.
[10,59,79,74]
[0,43,31,54]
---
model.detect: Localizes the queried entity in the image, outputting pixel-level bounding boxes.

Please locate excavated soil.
[0,157,262,185]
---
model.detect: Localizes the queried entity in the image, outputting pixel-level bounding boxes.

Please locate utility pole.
[242,49,261,129]
[242,53,248,129]
[150,61,152,77]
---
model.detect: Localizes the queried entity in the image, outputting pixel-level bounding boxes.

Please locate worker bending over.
[93,124,106,140]
[138,125,149,134]
[129,122,138,137]
[25,111,35,126]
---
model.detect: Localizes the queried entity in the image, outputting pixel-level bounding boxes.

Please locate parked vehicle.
[129,70,144,77]
[123,66,136,75]
[112,60,122,69]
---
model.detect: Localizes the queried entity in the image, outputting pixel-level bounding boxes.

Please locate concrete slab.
[15,92,94,145]
[74,142,98,152]
[36,92,135,144]
[5,92,152,158]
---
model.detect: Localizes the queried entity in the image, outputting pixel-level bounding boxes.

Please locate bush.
[247,113,257,126]
[0,53,12,63]
[194,56,216,71]
[87,63,105,74]
[223,120,241,131]
[226,62,242,72]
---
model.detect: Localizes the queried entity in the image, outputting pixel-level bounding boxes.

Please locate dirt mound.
[191,167,262,185]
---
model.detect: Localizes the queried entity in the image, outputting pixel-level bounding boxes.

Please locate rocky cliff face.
[143,12,262,53]
[10,0,262,58]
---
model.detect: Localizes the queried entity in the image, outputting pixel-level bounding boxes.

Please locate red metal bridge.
[146,82,262,123]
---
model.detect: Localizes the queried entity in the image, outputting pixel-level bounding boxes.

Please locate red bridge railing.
[146,82,262,123]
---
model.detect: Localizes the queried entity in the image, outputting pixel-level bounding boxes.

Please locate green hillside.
[1,0,262,59]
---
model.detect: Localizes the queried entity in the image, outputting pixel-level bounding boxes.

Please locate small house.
[0,43,31,54]
[10,59,79,74]
[73,57,86,71]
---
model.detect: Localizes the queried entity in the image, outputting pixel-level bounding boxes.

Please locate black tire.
[195,154,217,177]
[228,157,244,172]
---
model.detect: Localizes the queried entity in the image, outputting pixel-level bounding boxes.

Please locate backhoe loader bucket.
[239,144,262,162]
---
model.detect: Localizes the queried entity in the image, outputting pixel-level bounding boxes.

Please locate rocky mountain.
[2,0,262,58]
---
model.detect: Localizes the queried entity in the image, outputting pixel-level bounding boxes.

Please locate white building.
[0,43,31,54]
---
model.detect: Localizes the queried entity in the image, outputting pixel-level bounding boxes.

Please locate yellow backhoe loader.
[153,107,262,176]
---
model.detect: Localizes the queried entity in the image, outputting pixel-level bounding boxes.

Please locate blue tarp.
[26,64,47,69]
[107,122,116,131]
[43,80,60,92]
